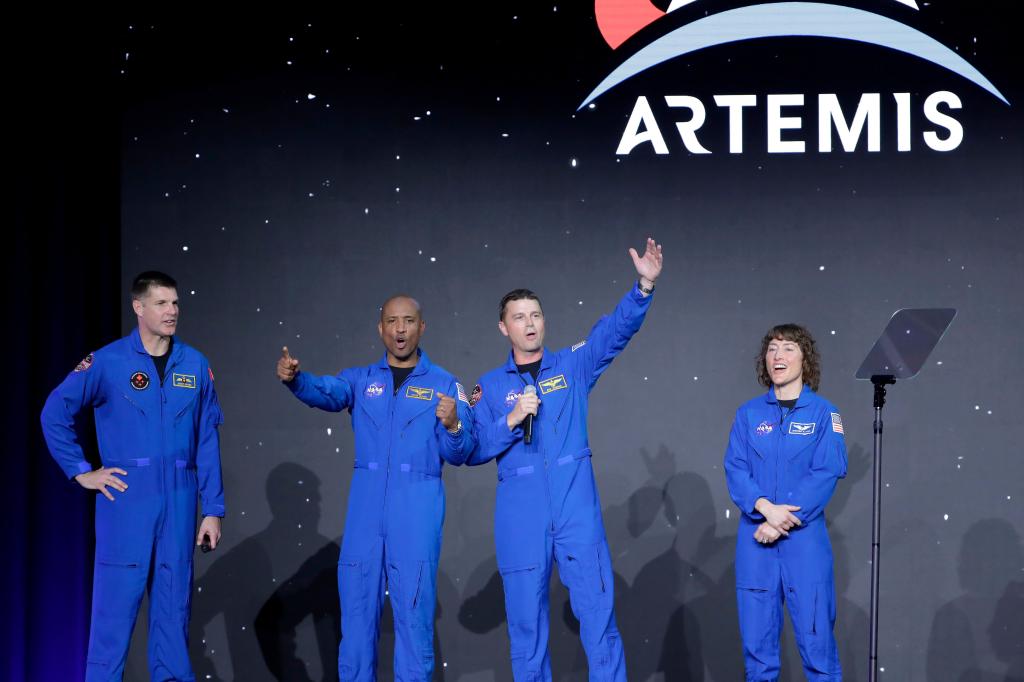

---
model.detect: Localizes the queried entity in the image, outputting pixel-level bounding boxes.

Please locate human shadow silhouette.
[189,462,341,681]
[926,518,1024,682]
[456,481,515,682]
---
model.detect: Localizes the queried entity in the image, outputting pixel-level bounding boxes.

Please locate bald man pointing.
[277,295,475,681]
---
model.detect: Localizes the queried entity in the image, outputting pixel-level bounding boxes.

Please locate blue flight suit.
[469,284,653,682]
[40,329,225,682]
[285,350,474,681]
[724,387,848,681]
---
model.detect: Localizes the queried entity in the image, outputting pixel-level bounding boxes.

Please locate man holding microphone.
[469,238,663,682]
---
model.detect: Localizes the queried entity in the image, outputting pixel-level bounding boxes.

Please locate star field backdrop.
[25,3,1024,681]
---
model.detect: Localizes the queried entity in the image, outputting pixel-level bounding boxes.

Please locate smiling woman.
[724,322,847,681]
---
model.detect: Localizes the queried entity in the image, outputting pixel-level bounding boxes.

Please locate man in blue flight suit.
[276,294,475,681]
[469,238,663,682]
[724,324,848,681]
[40,271,225,682]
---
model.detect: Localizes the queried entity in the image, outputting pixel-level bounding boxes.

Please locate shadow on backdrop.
[190,462,340,681]
[926,518,1024,682]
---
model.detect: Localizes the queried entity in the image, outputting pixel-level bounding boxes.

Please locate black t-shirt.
[151,337,174,385]
[516,360,542,384]
[778,398,798,410]
[390,365,415,394]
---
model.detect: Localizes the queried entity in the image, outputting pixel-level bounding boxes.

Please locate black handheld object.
[523,384,536,444]
[200,538,212,553]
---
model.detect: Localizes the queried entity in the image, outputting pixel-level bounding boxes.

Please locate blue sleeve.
[789,410,848,524]
[574,284,653,389]
[285,368,355,412]
[723,408,768,521]
[39,354,104,480]
[435,379,477,466]
[197,363,226,517]
[468,382,522,466]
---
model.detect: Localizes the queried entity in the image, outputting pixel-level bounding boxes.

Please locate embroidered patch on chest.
[755,421,774,436]
[538,374,568,394]
[406,386,434,401]
[130,371,150,390]
[504,390,522,408]
[172,373,196,389]
[364,382,385,399]
[788,422,816,436]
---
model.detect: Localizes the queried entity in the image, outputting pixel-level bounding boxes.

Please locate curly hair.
[756,323,821,392]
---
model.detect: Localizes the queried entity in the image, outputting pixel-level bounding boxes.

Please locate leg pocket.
[558,541,612,615]
[499,563,543,659]
[338,558,367,615]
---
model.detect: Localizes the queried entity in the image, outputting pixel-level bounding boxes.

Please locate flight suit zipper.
[382,369,418,537]
[520,370,557,535]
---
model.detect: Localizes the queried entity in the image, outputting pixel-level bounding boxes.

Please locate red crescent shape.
[595,0,666,49]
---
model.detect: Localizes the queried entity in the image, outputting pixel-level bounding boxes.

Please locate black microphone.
[523,384,536,444]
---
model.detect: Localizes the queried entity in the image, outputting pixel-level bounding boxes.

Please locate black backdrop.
[10,4,1023,681]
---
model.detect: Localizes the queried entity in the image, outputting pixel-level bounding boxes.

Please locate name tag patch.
[789,422,816,436]
[173,373,197,389]
[406,386,434,401]
[539,374,568,394]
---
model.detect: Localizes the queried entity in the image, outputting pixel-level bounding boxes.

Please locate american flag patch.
[831,413,844,434]
[456,382,469,404]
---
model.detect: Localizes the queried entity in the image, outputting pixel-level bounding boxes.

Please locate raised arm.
[277,346,354,412]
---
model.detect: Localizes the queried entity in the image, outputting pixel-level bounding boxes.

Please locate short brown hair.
[499,289,541,320]
[756,324,821,392]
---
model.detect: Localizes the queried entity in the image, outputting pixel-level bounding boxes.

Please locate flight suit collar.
[761,385,816,408]
[374,348,432,377]
[503,348,555,377]
[129,327,183,364]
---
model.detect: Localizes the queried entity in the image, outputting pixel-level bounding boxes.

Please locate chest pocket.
[396,388,443,477]
[536,373,572,426]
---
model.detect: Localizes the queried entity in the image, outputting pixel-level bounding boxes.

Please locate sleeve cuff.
[67,461,93,478]
[202,504,226,518]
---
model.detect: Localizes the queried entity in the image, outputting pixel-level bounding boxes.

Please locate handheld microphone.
[523,384,536,444]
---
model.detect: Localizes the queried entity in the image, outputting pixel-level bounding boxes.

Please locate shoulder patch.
[571,339,587,352]
[456,382,469,404]
[208,367,215,381]
[74,353,95,373]
[470,384,482,407]
[831,412,844,434]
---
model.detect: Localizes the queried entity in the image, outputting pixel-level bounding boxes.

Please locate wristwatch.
[637,279,654,295]
[447,419,463,435]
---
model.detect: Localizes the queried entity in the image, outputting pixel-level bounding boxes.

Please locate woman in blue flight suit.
[724,324,848,681]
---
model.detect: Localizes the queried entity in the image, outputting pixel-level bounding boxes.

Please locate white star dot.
[182,245,189,252]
